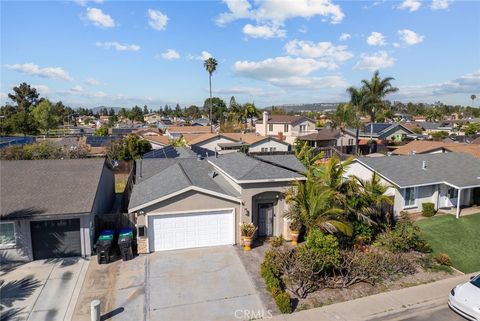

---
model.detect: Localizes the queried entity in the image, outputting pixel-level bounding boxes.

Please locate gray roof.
[254,155,306,173]
[1,159,108,219]
[129,158,240,211]
[356,153,480,188]
[209,153,304,182]
[142,146,196,159]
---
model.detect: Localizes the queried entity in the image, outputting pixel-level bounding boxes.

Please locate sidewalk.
[269,272,478,321]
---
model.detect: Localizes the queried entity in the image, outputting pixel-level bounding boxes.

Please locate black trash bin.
[96,230,114,264]
[118,228,134,261]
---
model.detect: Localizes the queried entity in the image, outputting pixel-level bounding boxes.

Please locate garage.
[150,210,234,251]
[30,218,82,260]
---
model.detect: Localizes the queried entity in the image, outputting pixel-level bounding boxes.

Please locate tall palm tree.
[471,94,477,107]
[360,71,398,153]
[346,86,370,155]
[204,57,218,133]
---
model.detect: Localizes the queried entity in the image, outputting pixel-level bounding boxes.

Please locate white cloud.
[199,51,212,60]
[233,56,334,80]
[96,41,140,52]
[85,78,101,86]
[284,40,353,65]
[366,32,386,46]
[74,0,103,7]
[431,0,451,10]
[85,7,115,28]
[242,24,286,39]
[32,85,51,96]
[298,25,308,33]
[160,49,180,60]
[70,85,84,93]
[354,51,396,71]
[339,33,351,41]
[398,29,424,46]
[216,0,345,27]
[398,0,422,11]
[5,63,72,81]
[214,86,283,97]
[267,75,349,90]
[147,9,169,31]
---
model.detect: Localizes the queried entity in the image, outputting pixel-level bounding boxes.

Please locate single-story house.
[344,153,480,218]
[142,145,197,159]
[393,140,480,158]
[0,159,115,262]
[354,123,414,143]
[165,126,212,139]
[188,133,291,156]
[128,153,305,253]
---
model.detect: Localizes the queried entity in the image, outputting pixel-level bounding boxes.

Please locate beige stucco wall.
[249,140,289,153]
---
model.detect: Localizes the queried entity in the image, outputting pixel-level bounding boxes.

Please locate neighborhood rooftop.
[0,159,108,219]
[356,152,480,189]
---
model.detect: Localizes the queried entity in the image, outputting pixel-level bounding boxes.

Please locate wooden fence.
[94,212,136,241]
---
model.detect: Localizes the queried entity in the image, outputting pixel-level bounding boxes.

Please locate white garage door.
[150,210,235,251]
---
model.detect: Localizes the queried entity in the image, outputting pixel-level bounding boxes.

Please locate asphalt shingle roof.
[356,153,480,188]
[1,159,108,219]
[254,155,306,173]
[129,158,240,211]
[209,153,304,181]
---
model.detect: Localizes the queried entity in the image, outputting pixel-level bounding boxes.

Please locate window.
[138,226,147,238]
[348,139,354,145]
[299,125,306,133]
[447,187,458,199]
[268,124,273,132]
[0,222,15,247]
[404,187,416,207]
[269,147,276,152]
[284,124,289,133]
[261,147,268,152]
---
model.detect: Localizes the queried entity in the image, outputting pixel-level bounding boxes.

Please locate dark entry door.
[31,219,81,260]
[258,203,274,237]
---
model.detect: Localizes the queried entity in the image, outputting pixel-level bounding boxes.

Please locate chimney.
[422,160,427,170]
[263,111,269,134]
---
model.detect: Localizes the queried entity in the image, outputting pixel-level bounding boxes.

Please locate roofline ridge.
[177,162,192,185]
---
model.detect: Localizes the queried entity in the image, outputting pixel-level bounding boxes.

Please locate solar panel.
[86,136,120,147]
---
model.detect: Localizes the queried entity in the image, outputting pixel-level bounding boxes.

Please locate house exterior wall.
[0,214,91,263]
[256,120,316,144]
[249,139,290,153]
[382,127,411,141]
[336,132,357,146]
[195,137,237,152]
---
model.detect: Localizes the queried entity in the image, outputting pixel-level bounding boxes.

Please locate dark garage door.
[31,219,82,260]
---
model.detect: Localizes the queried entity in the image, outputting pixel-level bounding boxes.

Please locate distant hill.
[265,102,342,113]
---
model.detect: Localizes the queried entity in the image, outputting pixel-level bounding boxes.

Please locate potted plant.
[289,220,301,246]
[240,222,257,251]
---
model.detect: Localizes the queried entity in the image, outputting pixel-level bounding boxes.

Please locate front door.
[258,203,274,237]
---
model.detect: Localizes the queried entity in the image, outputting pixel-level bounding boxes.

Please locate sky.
[1,0,479,109]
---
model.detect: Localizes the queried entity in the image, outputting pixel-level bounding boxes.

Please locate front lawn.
[416,213,480,273]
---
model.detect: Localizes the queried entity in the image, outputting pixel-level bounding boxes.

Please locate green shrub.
[422,202,436,217]
[270,235,284,247]
[352,220,374,245]
[273,291,292,313]
[260,264,282,292]
[374,216,431,253]
[434,253,452,266]
[305,228,341,269]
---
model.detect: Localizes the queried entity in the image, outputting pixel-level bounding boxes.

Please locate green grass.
[416,213,480,273]
[115,178,128,193]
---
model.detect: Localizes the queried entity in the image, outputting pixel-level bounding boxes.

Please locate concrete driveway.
[0,257,89,321]
[147,246,266,321]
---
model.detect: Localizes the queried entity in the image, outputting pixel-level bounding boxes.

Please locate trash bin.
[118,227,133,261]
[96,230,114,264]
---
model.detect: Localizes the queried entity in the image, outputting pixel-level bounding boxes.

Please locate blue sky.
[1,0,479,108]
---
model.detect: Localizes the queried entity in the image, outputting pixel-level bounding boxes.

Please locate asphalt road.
[379,302,468,321]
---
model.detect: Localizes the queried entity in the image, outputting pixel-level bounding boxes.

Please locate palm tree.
[204,57,218,133]
[346,86,370,155]
[242,102,260,128]
[471,94,477,107]
[360,71,398,153]
[333,103,357,153]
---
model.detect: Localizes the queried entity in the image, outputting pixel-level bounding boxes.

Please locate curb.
[64,257,91,321]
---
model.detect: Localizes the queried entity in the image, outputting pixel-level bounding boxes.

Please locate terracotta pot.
[243,236,253,251]
[290,231,300,246]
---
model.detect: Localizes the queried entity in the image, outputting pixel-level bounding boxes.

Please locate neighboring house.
[111,127,135,136]
[188,133,291,156]
[255,111,316,144]
[191,118,210,126]
[128,153,305,253]
[298,128,357,151]
[357,123,414,143]
[393,140,480,158]
[143,145,197,159]
[420,122,455,135]
[85,136,120,156]
[344,153,480,218]
[165,126,212,139]
[0,159,115,262]
[144,113,160,124]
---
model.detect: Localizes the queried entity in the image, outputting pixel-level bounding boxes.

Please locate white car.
[448,274,480,321]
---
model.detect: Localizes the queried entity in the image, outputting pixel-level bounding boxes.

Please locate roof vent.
[422,160,427,170]
[209,171,218,178]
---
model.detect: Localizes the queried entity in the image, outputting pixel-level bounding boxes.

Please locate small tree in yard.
[107,134,152,161]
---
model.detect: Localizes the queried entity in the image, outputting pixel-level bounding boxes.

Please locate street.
[375,301,467,321]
